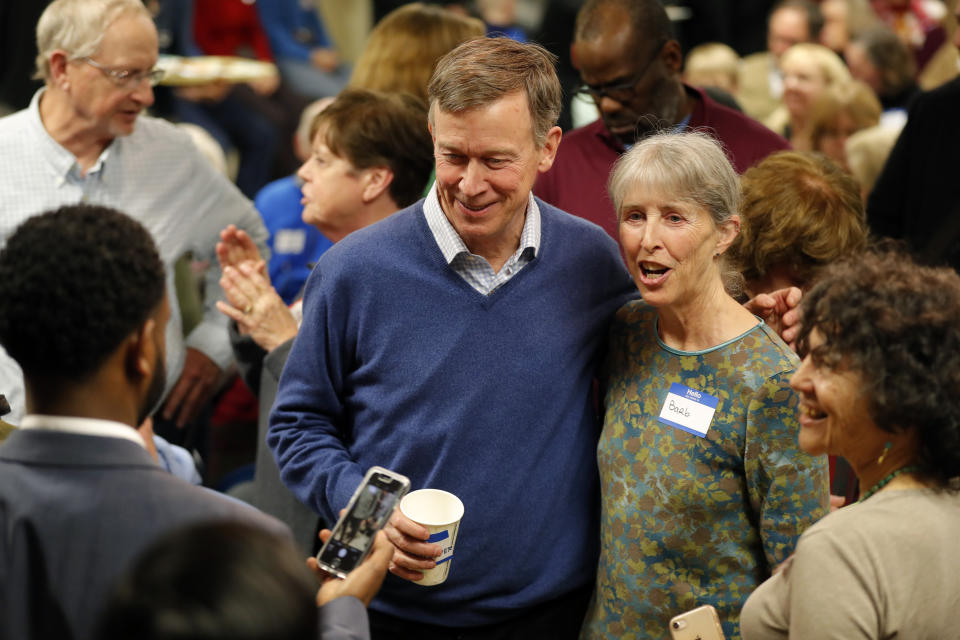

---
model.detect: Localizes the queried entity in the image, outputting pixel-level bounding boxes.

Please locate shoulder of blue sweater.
[537,197,616,240]
[312,200,426,267]
[537,197,623,260]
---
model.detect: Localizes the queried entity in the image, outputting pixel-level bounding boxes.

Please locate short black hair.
[95,522,317,640]
[575,0,675,54]
[798,248,960,487]
[771,0,825,41]
[0,204,165,383]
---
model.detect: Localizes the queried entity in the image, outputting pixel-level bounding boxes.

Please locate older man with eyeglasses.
[534,0,790,241]
[0,0,269,433]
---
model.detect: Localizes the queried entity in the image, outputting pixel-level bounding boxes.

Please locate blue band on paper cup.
[427,530,450,543]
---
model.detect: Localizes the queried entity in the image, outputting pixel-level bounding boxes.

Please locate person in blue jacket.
[258,0,351,98]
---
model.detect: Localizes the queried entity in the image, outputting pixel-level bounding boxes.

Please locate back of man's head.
[428,37,562,147]
[311,89,434,208]
[0,204,165,385]
[34,0,151,82]
[95,522,316,640]
[575,0,674,54]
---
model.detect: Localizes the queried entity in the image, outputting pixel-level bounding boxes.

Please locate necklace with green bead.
[858,465,922,502]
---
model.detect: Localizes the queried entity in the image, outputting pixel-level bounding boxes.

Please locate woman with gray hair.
[581,132,828,640]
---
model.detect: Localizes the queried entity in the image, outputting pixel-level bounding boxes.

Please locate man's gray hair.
[34,0,151,82]
[427,38,562,147]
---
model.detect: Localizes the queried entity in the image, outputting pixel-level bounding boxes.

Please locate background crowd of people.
[1,0,959,639]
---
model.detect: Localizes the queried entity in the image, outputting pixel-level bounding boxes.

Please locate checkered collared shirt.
[423,184,540,295]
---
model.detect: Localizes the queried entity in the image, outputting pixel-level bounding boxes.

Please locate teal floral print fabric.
[581,301,829,640]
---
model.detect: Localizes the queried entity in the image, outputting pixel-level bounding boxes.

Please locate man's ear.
[661,40,684,75]
[48,50,71,90]
[126,318,157,381]
[361,167,394,203]
[536,126,563,173]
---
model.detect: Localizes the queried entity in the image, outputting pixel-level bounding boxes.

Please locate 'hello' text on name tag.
[657,383,720,437]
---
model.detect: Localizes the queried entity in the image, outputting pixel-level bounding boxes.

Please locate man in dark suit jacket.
[0,205,383,640]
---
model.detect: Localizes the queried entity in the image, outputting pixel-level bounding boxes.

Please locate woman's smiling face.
[782,56,828,120]
[790,328,886,462]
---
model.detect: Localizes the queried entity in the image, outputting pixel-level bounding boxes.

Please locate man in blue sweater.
[269,37,637,638]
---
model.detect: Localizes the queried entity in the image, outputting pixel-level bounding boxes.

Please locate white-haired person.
[581,132,829,640]
[0,0,269,432]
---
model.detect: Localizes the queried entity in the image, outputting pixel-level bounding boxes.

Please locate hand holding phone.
[311,529,393,607]
[316,466,410,579]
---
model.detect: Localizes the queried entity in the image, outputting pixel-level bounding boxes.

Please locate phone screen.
[317,470,408,577]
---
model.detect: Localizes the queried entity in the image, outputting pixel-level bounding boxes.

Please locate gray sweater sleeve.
[318,596,370,640]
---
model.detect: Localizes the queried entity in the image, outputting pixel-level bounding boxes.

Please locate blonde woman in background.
[348,3,485,101]
[684,42,741,95]
[766,43,851,149]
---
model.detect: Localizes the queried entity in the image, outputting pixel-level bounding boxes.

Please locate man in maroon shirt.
[535,0,790,240]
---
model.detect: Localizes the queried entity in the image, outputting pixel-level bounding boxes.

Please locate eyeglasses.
[79,57,165,88]
[575,40,667,103]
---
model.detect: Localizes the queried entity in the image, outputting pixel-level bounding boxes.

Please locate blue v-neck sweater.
[270,198,636,626]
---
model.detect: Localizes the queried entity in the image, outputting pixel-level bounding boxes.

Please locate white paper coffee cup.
[399,489,464,586]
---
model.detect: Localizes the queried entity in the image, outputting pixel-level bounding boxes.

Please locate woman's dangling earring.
[877,441,893,465]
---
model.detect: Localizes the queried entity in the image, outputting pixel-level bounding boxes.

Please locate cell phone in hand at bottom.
[316,466,410,579]
[669,605,726,640]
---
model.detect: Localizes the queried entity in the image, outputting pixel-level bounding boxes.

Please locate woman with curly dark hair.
[741,249,960,639]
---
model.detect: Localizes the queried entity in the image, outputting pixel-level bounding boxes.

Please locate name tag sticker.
[274,229,306,254]
[658,383,720,438]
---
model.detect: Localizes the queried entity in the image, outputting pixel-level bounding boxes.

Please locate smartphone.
[669,605,726,640]
[316,466,410,579]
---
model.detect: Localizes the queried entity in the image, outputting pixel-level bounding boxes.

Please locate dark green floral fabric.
[581,301,829,640]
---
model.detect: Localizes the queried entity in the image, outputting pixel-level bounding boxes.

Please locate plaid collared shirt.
[423,184,540,295]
